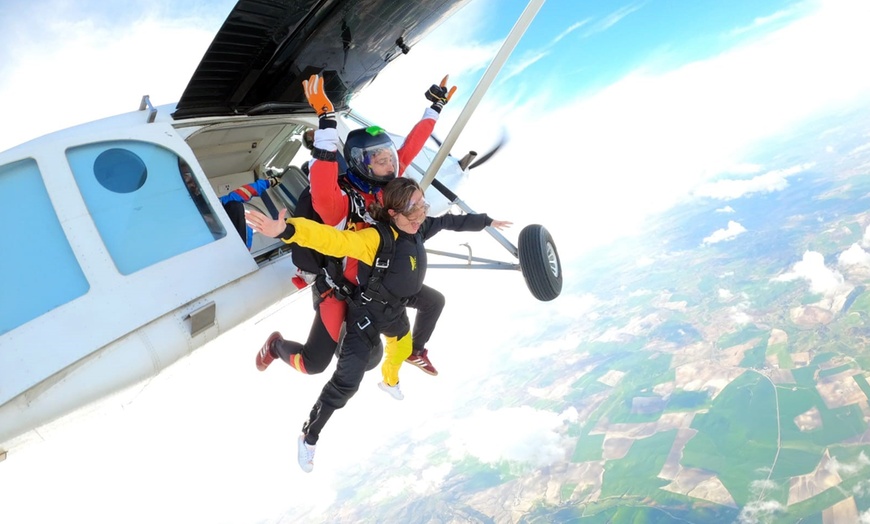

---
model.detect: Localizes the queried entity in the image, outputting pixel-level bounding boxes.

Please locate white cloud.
[838,243,870,267]
[738,500,785,524]
[854,479,870,497]
[729,5,803,37]
[826,451,870,476]
[728,163,765,175]
[349,0,870,258]
[560,406,580,423]
[716,206,736,213]
[730,306,753,325]
[368,463,452,503]
[702,220,747,245]
[553,20,588,44]
[863,226,870,248]
[585,3,645,36]
[5,0,869,260]
[417,464,453,493]
[749,479,779,491]
[0,4,233,152]
[772,250,845,295]
[695,163,812,200]
[635,256,655,267]
[446,406,568,466]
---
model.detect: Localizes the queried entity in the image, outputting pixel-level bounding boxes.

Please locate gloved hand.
[264,166,284,181]
[425,75,457,113]
[302,74,335,118]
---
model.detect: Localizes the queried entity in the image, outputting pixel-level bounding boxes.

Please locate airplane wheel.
[518,224,562,301]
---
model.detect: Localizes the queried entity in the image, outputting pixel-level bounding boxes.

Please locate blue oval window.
[94,148,147,193]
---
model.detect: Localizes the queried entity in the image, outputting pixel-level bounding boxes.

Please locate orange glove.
[425,75,457,113]
[302,74,335,117]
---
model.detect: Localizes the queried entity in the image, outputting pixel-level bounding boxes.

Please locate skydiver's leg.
[301,306,375,445]
[338,324,383,371]
[381,331,413,387]
[271,293,346,374]
[366,336,384,371]
[405,285,445,353]
[403,285,444,375]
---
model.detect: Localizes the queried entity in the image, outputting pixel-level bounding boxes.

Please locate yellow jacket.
[283,217,397,265]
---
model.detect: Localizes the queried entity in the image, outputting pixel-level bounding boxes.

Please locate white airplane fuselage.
[0,100,467,455]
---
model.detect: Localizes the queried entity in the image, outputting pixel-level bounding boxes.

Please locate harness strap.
[313,176,375,302]
[359,222,401,306]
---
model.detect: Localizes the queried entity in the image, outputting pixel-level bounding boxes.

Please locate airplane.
[0,0,560,461]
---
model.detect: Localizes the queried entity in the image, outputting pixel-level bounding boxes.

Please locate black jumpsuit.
[281,212,492,445]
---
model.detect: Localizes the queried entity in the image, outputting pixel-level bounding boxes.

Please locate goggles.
[402,197,430,217]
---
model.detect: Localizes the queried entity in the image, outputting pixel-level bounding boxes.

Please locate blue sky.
[2,0,869,256]
[349,0,870,257]
[2,1,870,523]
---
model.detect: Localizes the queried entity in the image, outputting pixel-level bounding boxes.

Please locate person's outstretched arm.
[246,208,383,264]
[302,74,349,226]
[396,75,457,174]
[421,213,512,240]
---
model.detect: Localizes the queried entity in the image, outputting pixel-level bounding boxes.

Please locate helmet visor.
[358,145,398,180]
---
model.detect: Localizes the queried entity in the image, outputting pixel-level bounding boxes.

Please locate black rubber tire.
[518,224,562,301]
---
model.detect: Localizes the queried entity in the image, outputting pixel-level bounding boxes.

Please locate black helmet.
[343,126,398,187]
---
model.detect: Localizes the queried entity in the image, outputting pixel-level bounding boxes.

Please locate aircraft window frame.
[0,158,90,335]
[67,140,226,275]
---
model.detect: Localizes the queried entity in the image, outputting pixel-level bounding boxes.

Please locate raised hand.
[246,208,289,238]
[425,75,457,113]
[302,74,335,117]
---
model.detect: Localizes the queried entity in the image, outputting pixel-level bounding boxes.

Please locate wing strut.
[418,0,545,191]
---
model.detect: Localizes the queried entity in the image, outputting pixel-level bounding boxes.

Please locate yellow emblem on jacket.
[409,255,417,271]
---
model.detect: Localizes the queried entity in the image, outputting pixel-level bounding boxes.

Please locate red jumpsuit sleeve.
[309,158,349,227]
[396,114,436,176]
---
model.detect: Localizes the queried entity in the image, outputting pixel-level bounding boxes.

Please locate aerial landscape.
[298,108,870,523]
[2,2,870,523]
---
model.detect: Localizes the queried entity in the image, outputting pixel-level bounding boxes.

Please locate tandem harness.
[292,176,372,302]
[352,222,404,335]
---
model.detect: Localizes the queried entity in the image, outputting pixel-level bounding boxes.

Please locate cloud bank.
[772,250,845,295]
[695,164,812,201]
[446,406,572,466]
[702,220,747,245]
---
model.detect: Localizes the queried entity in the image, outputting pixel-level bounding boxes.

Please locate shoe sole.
[297,434,314,473]
[378,382,404,400]
[406,360,438,376]
[256,332,281,371]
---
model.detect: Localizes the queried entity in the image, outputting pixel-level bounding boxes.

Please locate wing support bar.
[418,0,545,191]
[430,178,519,259]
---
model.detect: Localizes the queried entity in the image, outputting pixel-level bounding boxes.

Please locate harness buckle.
[374,257,390,269]
[356,316,372,330]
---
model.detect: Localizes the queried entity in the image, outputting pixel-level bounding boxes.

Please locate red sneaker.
[405,349,438,376]
[256,331,282,371]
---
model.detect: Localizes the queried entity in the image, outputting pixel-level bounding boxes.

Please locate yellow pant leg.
[382,332,413,386]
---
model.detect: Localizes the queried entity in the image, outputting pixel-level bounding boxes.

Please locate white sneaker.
[378,381,404,400]
[297,434,316,473]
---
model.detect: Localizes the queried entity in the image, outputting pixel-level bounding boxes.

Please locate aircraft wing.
[172,0,470,119]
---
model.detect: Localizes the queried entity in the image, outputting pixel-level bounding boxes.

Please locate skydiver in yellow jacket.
[246,177,511,472]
